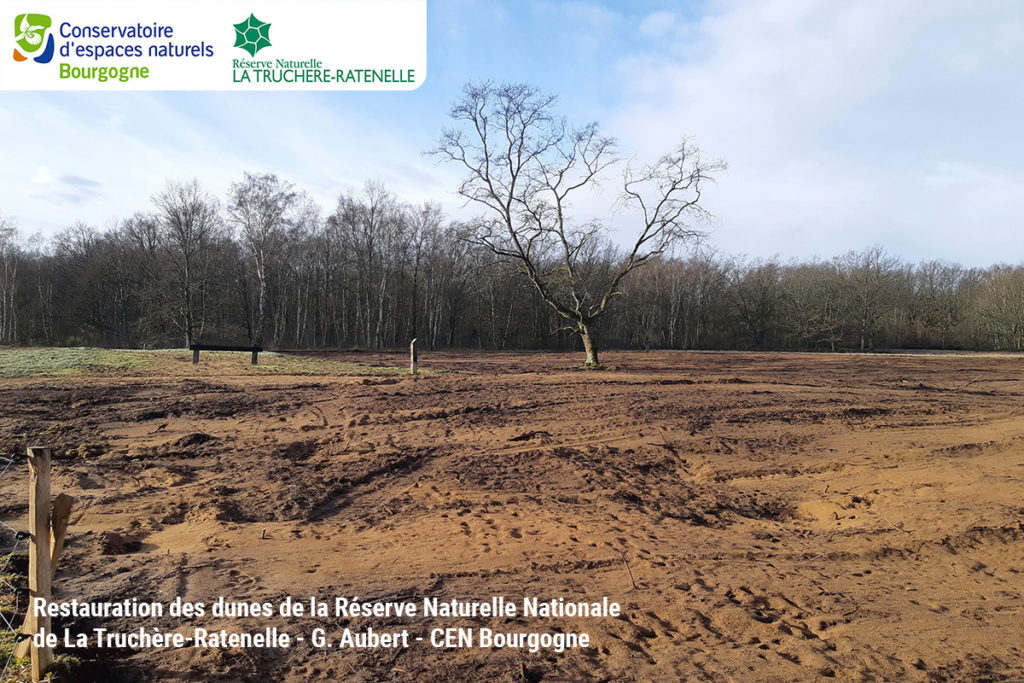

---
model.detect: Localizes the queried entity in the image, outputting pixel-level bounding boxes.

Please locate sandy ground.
[2,350,1023,682]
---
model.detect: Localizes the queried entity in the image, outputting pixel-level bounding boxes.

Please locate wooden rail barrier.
[189,343,263,365]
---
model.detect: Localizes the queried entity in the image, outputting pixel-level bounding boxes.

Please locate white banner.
[0,0,426,90]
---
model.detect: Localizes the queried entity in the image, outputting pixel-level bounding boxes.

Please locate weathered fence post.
[410,338,418,375]
[25,446,53,680]
[49,493,75,580]
[192,348,200,364]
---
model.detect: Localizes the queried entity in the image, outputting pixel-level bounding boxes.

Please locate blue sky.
[2,0,1023,266]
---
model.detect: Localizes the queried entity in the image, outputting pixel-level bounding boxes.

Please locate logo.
[233,13,271,56]
[13,13,54,63]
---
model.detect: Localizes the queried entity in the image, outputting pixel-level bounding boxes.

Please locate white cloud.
[3,1,1022,267]
[0,91,462,234]
[609,0,1024,265]
[31,166,53,184]
[638,10,676,38]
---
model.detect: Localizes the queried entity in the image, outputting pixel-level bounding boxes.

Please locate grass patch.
[0,629,30,683]
[1,552,82,683]
[1,631,82,683]
[0,348,150,378]
[0,347,410,378]
[1,552,28,683]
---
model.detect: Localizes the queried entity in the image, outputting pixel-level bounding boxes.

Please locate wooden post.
[49,493,74,580]
[192,348,200,364]
[251,349,259,365]
[23,446,53,680]
[410,338,418,375]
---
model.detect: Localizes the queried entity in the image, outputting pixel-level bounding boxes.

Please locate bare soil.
[2,350,1023,682]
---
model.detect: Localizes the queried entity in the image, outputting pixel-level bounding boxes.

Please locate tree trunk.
[255,259,266,346]
[579,323,599,367]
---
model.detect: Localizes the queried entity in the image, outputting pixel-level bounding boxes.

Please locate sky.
[1,0,1022,266]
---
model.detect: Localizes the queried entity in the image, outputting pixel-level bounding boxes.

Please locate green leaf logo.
[233,13,271,57]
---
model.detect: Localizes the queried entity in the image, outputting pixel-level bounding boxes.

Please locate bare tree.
[277,194,322,347]
[977,265,1024,350]
[152,180,222,347]
[912,260,973,348]
[0,215,21,343]
[407,202,444,339]
[781,260,846,350]
[840,246,902,351]
[228,172,297,346]
[670,249,729,349]
[16,168,1024,356]
[433,81,723,366]
[728,257,783,350]
[328,181,407,347]
[120,212,169,345]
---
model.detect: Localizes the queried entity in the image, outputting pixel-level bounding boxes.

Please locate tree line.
[1,185,1023,354]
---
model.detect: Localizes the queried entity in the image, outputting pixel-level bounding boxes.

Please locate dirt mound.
[175,432,215,448]
[98,531,142,555]
[2,350,1024,681]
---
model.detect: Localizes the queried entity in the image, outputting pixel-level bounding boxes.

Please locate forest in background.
[1,175,1022,355]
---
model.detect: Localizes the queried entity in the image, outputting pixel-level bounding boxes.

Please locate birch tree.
[0,215,20,343]
[228,172,297,346]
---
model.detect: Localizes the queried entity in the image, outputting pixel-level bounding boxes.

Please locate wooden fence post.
[49,493,75,581]
[410,338,418,375]
[25,446,53,680]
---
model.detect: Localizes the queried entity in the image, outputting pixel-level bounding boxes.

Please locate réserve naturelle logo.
[233,13,271,56]
[13,13,55,63]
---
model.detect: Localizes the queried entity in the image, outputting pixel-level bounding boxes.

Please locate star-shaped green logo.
[233,13,271,56]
